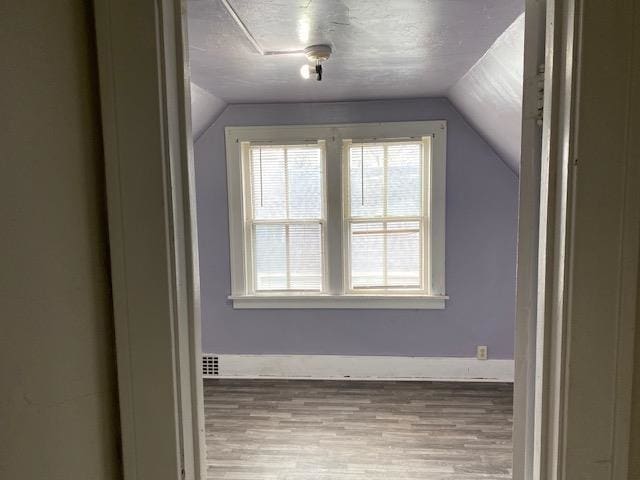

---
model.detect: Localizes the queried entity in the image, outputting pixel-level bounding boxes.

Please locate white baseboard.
[204,354,514,382]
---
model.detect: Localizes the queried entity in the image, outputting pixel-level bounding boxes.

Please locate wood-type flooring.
[204,379,513,480]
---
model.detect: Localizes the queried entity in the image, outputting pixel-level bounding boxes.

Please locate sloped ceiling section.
[187,1,526,169]
[187,0,524,102]
[448,14,525,174]
[190,82,227,140]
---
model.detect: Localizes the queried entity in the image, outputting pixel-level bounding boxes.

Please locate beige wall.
[629,1,640,478]
[632,280,640,478]
[0,1,120,479]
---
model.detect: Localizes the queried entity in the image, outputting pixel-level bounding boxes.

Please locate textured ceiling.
[449,13,524,174]
[190,82,227,139]
[187,0,524,103]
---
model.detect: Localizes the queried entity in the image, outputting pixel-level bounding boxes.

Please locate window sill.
[228,294,448,310]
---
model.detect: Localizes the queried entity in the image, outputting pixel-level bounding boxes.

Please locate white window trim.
[342,138,431,294]
[225,121,447,309]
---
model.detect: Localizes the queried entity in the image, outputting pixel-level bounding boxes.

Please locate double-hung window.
[245,142,326,292]
[345,140,426,292]
[226,122,447,309]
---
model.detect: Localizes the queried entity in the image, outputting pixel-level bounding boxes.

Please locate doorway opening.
[185,1,533,478]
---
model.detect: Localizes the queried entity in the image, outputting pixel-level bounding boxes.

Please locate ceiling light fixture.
[300,44,332,81]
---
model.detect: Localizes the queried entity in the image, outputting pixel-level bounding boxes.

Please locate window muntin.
[245,143,326,292]
[345,139,428,292]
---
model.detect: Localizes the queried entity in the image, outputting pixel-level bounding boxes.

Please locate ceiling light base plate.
[304,44,332,62]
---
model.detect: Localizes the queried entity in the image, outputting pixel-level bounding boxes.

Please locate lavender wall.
[194,98,518,359]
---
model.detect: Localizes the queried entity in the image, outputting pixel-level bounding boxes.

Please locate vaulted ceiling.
[187,0,525,172]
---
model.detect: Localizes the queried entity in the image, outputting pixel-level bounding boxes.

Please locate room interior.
[186,0,525,478]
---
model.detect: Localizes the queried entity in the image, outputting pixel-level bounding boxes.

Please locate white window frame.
[225,121,448,309]
[342,138,430,294]
[242,140,329,294]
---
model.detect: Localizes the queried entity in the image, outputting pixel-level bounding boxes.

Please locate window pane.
[347,140,426,291]
[350,221,422,289]
[251,145,323,221]
[387,221,421,287]
[289,223,322,290]
[251,147,286,220]
[350,222,384,288]
[287,147,322,219]
[387,143,422,216]
[248,142,325,293]
[254,224,287,290]
[350,145,384,218]
[253,223,323,291]
[349,142,422,218]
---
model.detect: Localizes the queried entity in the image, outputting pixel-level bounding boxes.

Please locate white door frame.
[93,1,639,479]
[93,0,204,478]
[515,0,640,479]
[512,1,546,478]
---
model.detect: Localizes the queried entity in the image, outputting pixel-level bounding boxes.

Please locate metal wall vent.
[202,354,219,378]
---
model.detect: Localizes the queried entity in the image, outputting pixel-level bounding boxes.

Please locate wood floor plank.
[204,379,513,480]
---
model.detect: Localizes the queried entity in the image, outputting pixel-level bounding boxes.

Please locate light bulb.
[299,64,310,79]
